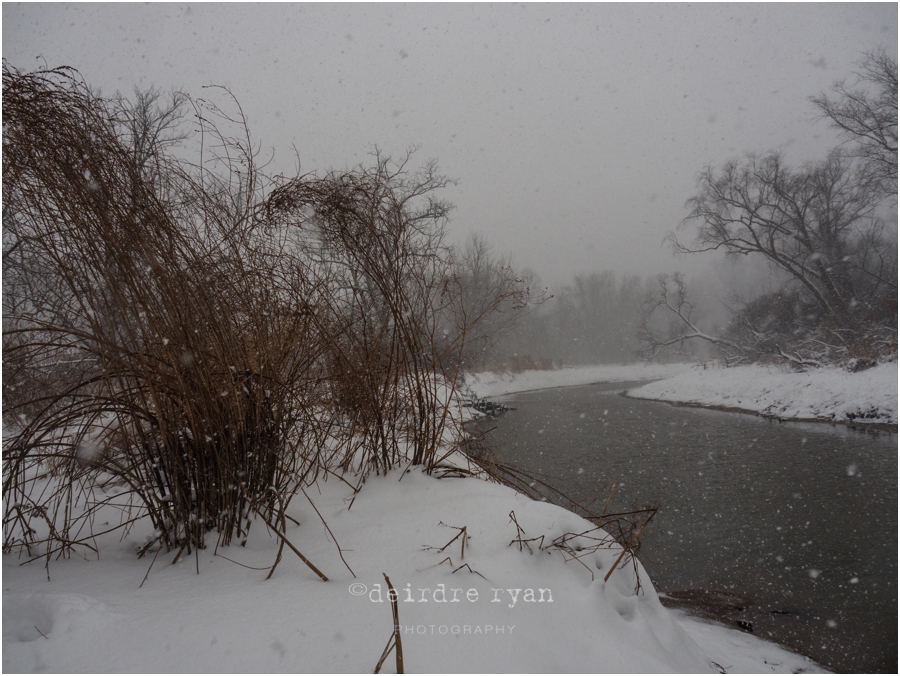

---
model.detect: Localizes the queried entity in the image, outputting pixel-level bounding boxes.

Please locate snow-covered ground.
[2,468,823,673]
[10,359,865,673]
[465,363,692,399]
[626,362,897,426]
[465,361,897,427]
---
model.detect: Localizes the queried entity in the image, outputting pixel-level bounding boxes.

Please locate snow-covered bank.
[465,363,693,399]
[2,469,823,673]
[466,361,898,428]
[626,362,898,427]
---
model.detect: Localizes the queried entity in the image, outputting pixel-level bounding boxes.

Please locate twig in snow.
[451,563,487,580]
[423,522,467,560]
[373,573,404,674]
[301,486,356,578]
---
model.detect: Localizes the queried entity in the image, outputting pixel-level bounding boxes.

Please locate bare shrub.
[263,151,527,473]
[3,65,325,558]
[3,65,528,566]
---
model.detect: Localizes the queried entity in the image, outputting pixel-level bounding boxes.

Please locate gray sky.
[4,3,897,286]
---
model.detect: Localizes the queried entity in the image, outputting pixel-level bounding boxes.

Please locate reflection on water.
[477,380,898,673]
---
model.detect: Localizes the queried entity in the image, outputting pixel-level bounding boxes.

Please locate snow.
[3,468,824,673]
[6,359,856,673]
[626,362,897,426]
[671,610,825,674]
[465,361,897,427]
[465,363,693,399]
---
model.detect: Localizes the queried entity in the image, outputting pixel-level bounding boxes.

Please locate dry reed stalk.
[603,508,657,584]
[374,573,404,674]
[423,522,467,560]
[506,511,545,553]
[450,563,487,580]
[301,486,356,578]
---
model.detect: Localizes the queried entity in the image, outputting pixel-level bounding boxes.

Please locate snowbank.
[626,362,897,426]
[465,363,693,399]
[2,469,822,673]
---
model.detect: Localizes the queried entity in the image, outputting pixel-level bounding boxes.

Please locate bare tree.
[450,232,530,369]
[673,150,893,332]
[640,273,745,364]
[812,48,898,199]
[645,51,897,368]
[114,85,188,193]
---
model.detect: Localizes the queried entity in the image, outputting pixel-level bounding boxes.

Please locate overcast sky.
[4,3,897,286]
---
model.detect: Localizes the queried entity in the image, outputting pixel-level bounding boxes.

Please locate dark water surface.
[476,381,897,673]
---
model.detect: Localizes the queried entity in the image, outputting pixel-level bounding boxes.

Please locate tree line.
[470,270,648,369]
[469,49,896,374]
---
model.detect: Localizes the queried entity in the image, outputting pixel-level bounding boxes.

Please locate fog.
[4,3,895,288]
[3,9,896,673]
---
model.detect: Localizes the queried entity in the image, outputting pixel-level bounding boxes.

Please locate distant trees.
[113,85,188,191]
[553,272,645,364]
[485,270,647,368]
[450,233,530,368]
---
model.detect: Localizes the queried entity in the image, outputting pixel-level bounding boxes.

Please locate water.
[475,381,897,673]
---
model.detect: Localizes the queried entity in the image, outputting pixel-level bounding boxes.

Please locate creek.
[474,380,897,673]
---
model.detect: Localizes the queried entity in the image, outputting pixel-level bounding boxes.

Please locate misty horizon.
[4,2,897,288]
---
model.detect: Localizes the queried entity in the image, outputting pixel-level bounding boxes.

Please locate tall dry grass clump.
[3,65,529,566]
[3,65,325,557]
[265,153,495,473]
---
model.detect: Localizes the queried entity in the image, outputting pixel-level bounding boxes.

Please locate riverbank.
[7,361,863,673]
[626,362,897,428]
[465,361,898,429]
[464,363,692,399]
[3,466,824,673]
[469,374,897,672]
